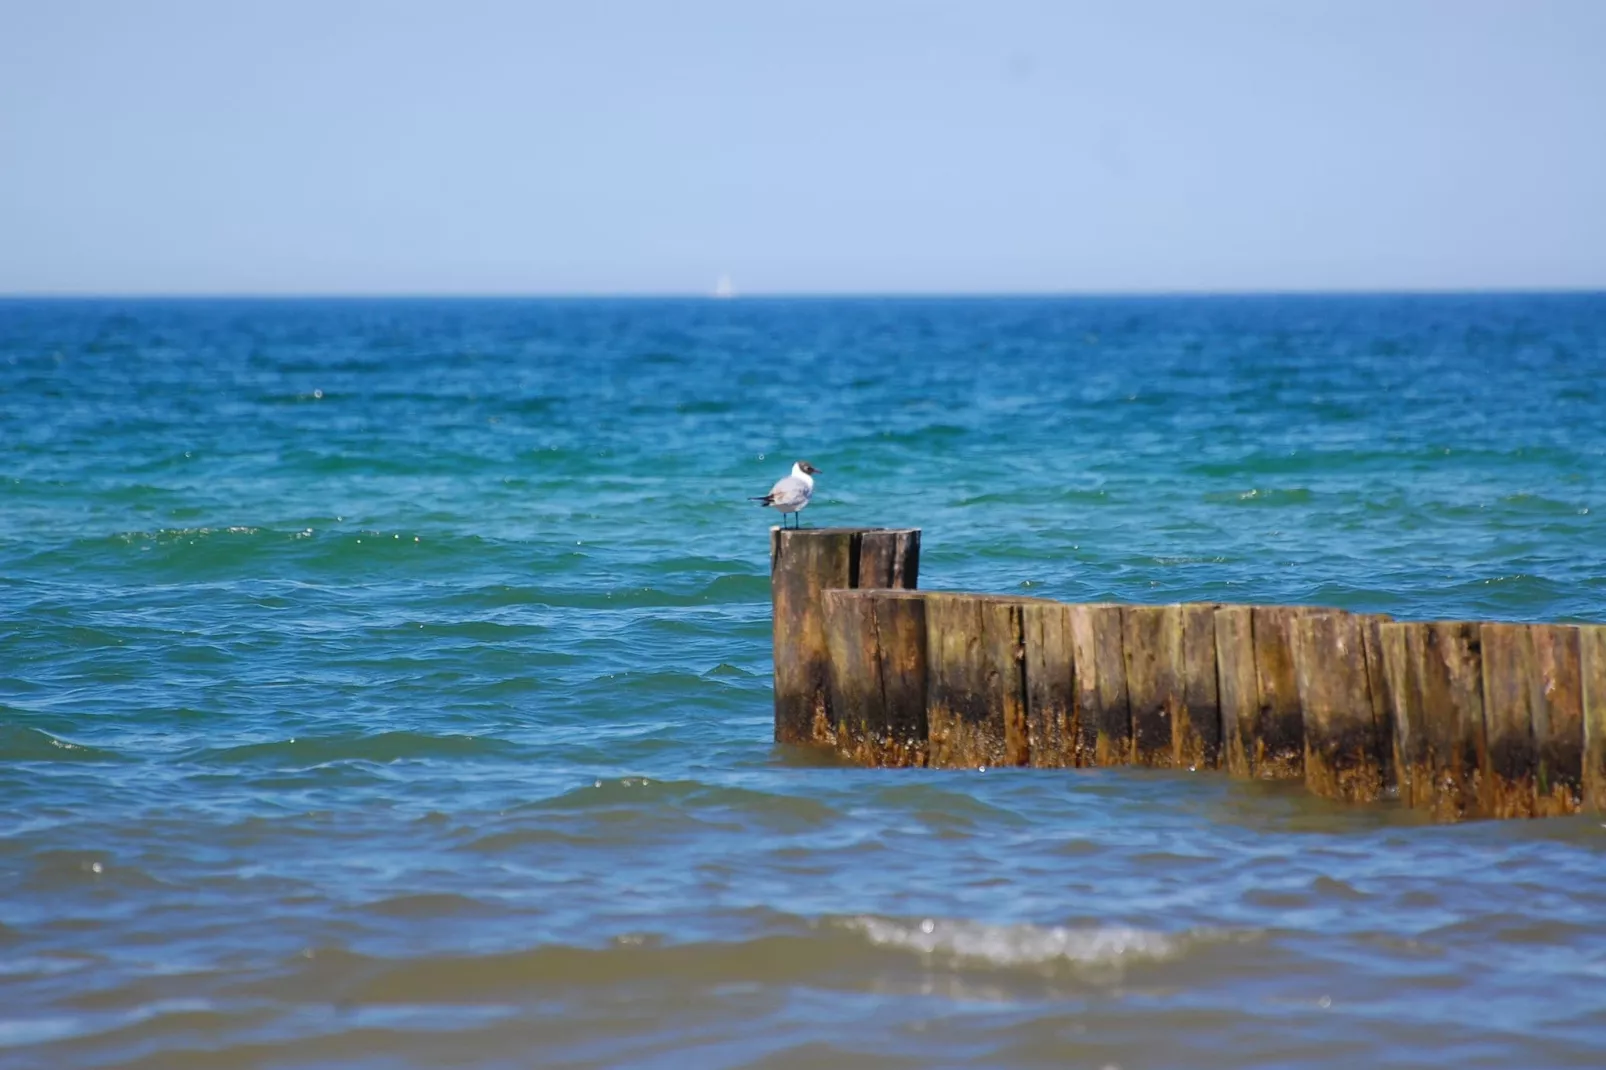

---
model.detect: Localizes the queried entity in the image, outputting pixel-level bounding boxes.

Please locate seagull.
[750,460,819,528]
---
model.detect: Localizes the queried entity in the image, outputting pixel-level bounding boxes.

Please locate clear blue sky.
[2,0,1603,295]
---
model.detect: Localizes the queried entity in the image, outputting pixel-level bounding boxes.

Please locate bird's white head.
[792,460,820,482]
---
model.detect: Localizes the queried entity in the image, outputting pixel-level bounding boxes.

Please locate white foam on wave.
[839,915,1186,970]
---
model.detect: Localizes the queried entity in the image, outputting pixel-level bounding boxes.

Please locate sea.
[2,294,1604,1069]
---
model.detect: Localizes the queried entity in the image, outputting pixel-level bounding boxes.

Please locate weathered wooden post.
[1177,603,1223,770]
[1530,624,1583,816]
[1413,622,1488,819]
[1215,605,1256,776]
[1379,622,1486,819]
[1480,623,1538,818]
[1122,605,1183,768]
[1378,622,1421,806]
[1214,605,1312,779]
[1022,600,1076,768]
[1583,625,1606,813]
[925,594,1035,768]
[1360,615,1397,793]
[858,529,922,591]
[1478,622,1585,818]
[821,589,929,766]
[1069,603,1130,765]
[770,527,920,746]
[1252,606,1308,778]
[1292,611,1385,802]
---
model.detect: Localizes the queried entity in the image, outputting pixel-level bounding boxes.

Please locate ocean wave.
[516,777,843,827]
[835,915,1194,971]
[362,893,500,919]
[229,922,1183,1007]
[184,730,521,767]
[215,913,1232,1010]
[438,576,769,610]
[0,725,127,763]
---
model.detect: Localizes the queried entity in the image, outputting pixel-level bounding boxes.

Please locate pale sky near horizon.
[1,0,1603,295]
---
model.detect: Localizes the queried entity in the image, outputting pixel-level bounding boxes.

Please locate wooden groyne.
[769,527,1606,821]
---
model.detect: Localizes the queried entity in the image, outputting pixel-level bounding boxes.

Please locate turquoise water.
[3,295,1605,1068]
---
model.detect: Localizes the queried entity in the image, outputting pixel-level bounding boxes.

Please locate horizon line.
[2,286,1605,301]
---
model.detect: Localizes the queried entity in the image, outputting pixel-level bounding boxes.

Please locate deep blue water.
[2,295,1605,1068]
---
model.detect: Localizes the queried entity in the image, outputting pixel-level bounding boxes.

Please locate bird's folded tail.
[748,495,775,506]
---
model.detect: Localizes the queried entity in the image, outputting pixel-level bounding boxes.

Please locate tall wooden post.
[770,527,919,746]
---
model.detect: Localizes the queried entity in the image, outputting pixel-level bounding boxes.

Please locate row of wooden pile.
[769,527,1606,821]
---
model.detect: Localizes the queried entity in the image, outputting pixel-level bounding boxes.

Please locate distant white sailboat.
[713,274,735,299]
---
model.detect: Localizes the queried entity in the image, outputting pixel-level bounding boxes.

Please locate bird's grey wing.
[767,475,811,506]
